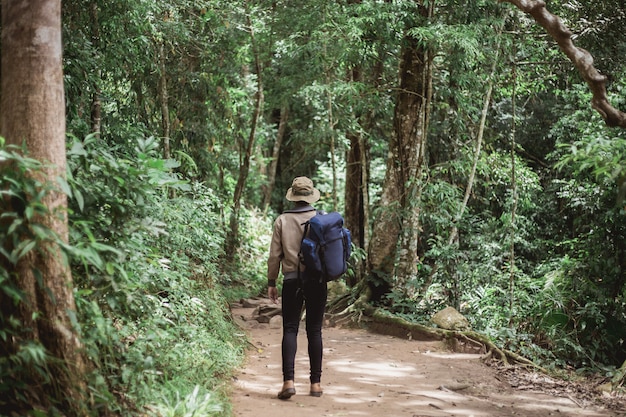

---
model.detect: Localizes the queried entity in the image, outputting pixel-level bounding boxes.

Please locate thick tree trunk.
[345,131,368,287]
[0,0,86,413]
[391,34,431,286]
[344,44,388,286]
[344,64,371,287]
[367,4,431,299]
[345,132,366,249]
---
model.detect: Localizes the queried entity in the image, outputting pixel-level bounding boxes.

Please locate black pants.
[281,277,327,383]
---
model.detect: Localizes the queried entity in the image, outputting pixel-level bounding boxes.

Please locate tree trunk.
[0,0,86,413]
[367,3,432,300]
[227,12,264,256]
[326,71,338,211]
[345,130,367,287]
[89,1,102,135]
[159,41,171,160]
[344,65,372,287]
[345,130,367,249]
[263,106,288,211]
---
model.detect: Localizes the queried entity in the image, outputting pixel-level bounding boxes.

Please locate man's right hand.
[268,286,279,304]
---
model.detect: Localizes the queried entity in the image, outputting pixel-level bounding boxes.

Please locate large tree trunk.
[367,3,432,300]
[345,130,367,248]
[344,65,372,287]
[345,130,368,287]
[0,0,86,413]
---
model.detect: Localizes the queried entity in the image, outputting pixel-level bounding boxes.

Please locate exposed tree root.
[326,302,546,373]
[326,289,371,327]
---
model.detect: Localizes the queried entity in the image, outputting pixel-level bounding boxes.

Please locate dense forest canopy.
[1,0,625,415]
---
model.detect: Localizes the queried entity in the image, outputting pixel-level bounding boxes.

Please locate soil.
[229,299,626,417]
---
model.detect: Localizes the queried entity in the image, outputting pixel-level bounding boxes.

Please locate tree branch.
[500,0,626,128]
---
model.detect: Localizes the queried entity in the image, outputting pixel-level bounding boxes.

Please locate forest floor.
[229,298,626,417]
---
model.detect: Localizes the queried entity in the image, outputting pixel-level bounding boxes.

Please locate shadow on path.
[230,302,620,417]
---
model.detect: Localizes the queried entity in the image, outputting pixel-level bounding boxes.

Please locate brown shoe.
[309,383,323,397]
[277,387,296,400]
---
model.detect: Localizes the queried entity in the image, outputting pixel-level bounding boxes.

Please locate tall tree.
[367,0,434,299]
[0,0,86,413]
[227,2,266,255]
[262,106,288,211]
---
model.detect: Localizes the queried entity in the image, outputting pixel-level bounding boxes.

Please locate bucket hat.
[285,176,320,204]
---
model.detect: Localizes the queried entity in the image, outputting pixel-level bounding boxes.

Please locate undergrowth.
[1,136,268,415]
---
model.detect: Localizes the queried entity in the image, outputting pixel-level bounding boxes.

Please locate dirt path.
[229,300,625,417]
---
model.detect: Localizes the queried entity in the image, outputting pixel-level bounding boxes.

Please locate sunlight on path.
[230,307,615,417]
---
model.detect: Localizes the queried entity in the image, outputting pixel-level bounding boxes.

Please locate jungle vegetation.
[1,0,625,415]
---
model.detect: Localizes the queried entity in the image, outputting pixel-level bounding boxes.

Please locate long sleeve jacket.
[267,205,317,282]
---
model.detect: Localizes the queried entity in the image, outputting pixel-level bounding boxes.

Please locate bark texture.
[89,1,102,135]
[501,0,626,128]
[228,11,265,256]
[368,4,431,296]
[263,107,288,210]
[159,41,171,160]
[344,64,372,287]
[345,131,367,251]
[0,0,86,412]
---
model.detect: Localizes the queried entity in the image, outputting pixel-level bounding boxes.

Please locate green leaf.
[24,205,34,221]
[68,140,87,156]
[74,188,85,212]
[16,240,37,260]
[0,246,15,264]
[57,175,72,198]
[7,218,24,235]
[0,283,24,303]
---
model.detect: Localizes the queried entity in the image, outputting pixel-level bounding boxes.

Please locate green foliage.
[534,83,626,367]
[0,142,59,409]
[60,131,266,414]
[0,144,53,268]
[228,207,274,296]
[409,117,624,369]
[551,85,626,208]
[151,385,223,417]
[53,0,626,404]
[66,134,187,316]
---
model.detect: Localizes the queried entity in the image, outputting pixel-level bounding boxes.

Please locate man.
[267,176,326,399]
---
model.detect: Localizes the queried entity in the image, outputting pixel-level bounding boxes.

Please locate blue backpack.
[299,211,352,283]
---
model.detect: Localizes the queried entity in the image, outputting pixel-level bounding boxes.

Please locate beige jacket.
[267,206,317,282]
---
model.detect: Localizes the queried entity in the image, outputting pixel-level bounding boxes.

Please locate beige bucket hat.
[285,176,320,204]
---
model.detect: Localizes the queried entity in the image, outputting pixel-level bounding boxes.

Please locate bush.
[62,133,263,415]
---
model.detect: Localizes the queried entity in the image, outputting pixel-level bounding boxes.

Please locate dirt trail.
[229,300,624,417]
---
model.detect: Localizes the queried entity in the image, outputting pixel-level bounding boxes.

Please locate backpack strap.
[297,210,323,290]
